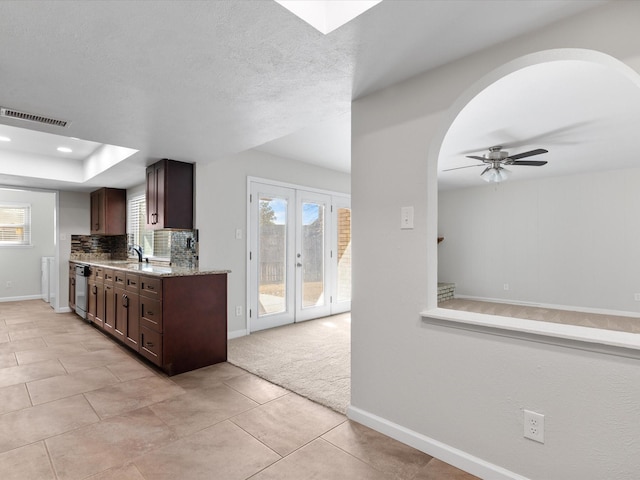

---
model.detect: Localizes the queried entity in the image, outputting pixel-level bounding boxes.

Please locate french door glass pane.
[259,196,287,316]
[337,207,352,303]
[302,202,325,308]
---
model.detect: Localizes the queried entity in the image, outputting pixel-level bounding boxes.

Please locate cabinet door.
[87,281,98,325]
[114,287,126,342]
[146,159,192,230]
[103,284,116,335]
[146,164,163,229]
[68,267,76,310]
[124,293,140,352]
[90,188,126,235]
[95,283,105,328]
[90,189,104,234]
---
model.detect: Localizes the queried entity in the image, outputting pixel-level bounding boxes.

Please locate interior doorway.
[248,179,351,333]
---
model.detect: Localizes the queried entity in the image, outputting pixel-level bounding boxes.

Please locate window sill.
[421,307,640,359]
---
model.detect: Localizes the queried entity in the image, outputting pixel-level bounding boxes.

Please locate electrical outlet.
[5,281,12,288]
[524,410,545,443]
[634,293,640,302]
[503,283,509,291]
[235,229,243,240]
[235,306,243,316]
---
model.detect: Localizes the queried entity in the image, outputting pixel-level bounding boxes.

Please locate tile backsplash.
[70,235,128,261]
[170,230,199,268]
[70,230,198,267]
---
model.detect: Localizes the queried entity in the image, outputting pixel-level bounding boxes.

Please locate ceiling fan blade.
[511,160,548,166]
[465,155,486,161]
[442,164,484,172]
[508,148,548,160]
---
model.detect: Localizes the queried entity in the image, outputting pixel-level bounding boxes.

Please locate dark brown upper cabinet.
[146,159,194,230]
[90,188,126,235]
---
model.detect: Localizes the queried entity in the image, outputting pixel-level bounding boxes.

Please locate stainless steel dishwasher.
[74,264,90,319]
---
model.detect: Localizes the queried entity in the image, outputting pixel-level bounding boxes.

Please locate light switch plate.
[401,206,414,229]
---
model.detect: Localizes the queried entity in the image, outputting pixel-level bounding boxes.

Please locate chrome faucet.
[130,244,143,262]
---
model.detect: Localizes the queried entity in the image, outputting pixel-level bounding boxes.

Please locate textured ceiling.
[0,0,605,191]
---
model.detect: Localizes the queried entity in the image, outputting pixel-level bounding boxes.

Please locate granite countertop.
[71,259,230,277]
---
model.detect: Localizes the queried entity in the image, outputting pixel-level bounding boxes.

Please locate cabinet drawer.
[114,271,126,287]
[93,267,105,282]
[125,273,140,293]
[140,326,162,367]
[140,298,162,332]
[140,276,162,299]
[104,269,115,283]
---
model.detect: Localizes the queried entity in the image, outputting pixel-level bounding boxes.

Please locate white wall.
[195,149,350,336]
[0,188,56,302]
[439,167,640,314]
[350,3,640,479]
[57,190,90,312]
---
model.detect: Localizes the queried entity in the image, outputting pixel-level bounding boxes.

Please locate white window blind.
[127,195,170,260]
[0,204,31,246]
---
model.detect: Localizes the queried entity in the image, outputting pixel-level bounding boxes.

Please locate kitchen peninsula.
[69,259,229,376]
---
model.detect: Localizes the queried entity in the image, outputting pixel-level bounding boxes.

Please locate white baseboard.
[455,294,640,319]
[0,294,44,303]
[228,329,248,339]
[57,306,72,314]
[347,405,529,480]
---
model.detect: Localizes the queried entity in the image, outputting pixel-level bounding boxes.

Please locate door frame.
[246,177,350,334]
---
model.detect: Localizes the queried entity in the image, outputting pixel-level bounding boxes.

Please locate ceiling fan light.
[482,166,509,183]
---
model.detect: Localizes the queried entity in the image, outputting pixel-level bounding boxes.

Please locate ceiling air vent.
[0,107,69,127]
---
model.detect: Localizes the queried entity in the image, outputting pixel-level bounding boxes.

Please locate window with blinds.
[0,204,31,246]
[127,195,171,260]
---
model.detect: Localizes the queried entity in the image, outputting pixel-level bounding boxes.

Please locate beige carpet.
[228,313,351,414]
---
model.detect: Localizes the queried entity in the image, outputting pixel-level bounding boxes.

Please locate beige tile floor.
[0,300,479,480]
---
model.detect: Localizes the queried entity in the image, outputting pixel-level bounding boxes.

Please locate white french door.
[248,180,350,333]
[332,196,352,314]
[295,191,332,321]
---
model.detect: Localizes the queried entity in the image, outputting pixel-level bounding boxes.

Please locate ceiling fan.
[444,146,548,183]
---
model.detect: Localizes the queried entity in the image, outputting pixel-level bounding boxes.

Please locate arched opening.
[427,49,640,331]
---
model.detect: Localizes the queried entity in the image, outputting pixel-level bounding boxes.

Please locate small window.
[0,204,31,246]
[127,195,170,260]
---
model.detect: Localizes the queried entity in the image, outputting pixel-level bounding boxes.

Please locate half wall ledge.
[421,308,640,360]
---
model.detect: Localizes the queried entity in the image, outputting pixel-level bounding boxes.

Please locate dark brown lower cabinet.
[137,273,227,376]
[70,261,227,376]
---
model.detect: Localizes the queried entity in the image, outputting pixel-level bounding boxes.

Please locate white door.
[331,197,351,314]
[249,180,351,332]
[249,183,296,331]
[295,192,332,321]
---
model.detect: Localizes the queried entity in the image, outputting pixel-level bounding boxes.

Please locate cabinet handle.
[147,310,154,316]
[141,333,154,348]
[123,294,129,308]
[92,285,97,294]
